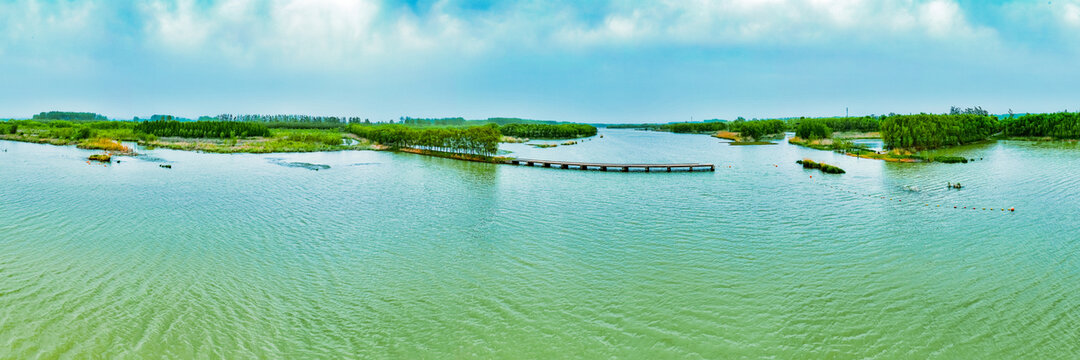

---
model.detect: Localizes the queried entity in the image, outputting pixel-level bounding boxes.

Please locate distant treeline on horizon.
[9,107,1079,144]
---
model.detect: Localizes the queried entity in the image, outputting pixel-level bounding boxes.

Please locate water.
[1,129,1078,358]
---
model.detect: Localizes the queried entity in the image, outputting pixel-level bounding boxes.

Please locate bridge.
[505,159,715,172]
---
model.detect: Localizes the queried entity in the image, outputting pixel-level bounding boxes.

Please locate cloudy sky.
[1,0,1078,122]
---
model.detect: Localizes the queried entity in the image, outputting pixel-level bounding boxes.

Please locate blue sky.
[1,0,1078,123]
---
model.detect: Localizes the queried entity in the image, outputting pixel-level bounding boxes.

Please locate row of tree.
[498,123,597,139]
[795,119,833,140]
[731,119,786,141]
[347,124,501,156]
[399,117,564,127]
[134,120,271,138]
[0,122,17,134]
[788,116,880,133]
[1001,112,1080,139]
[880,114,1000,150]
[659,122,727,133]
[401,117,468,126]
[214,114,362,123]
[33,112,108,122]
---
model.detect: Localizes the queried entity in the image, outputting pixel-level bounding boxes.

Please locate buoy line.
[711,163,1016,213]
[815,180,1015,213]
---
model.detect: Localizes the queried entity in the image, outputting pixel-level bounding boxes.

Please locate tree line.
[212,114,364,129]
[399,117,564,127]
[730,119,786,141]
[795,119,833,140]
[347,124,501,156]
[499,123,597,139]
[660,122,727,133]
[0,122,17,134]
[788,116,880,134]
[33,112,108,122]
[880,114,999,150]
[1001,112,1080,139]
[134,120,271,138]
[215,114,361,123]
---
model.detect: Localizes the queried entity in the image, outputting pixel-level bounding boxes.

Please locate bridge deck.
[506,159,714,172]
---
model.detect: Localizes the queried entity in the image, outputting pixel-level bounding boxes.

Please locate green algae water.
[2,130,1079,358]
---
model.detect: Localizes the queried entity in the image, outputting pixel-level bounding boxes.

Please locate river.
[1,129,1078,358]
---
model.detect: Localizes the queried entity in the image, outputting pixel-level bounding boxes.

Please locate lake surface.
[2,129,1079,358]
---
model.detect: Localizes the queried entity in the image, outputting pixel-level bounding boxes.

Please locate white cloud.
[0,0,103,70]
[549,0,996,49]
[2,0,1068,71]
[1063,3,1080,27]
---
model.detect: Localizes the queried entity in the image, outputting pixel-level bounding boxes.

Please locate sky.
[1,0,1079,123]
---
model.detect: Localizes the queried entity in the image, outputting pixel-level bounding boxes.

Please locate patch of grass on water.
[796,159,846,174]
[78,138,133,153]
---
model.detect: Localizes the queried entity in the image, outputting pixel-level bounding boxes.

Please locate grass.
[501,136,528,143]
[833,131,881,139]
[78,138,133,153]
[142,129,370,153]
[713,131,741,141]
[88,154,112,162]
[789,136,969,164]
[796,159,846,174]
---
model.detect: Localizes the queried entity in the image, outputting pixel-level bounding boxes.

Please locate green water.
[1,130,1078,358]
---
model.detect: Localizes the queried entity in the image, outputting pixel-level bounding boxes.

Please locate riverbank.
[788,136,973,163]
[0,127,373,154]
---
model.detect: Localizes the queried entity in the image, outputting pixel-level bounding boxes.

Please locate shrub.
[796,159,846,174]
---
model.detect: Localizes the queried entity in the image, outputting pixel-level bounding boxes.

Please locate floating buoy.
[1009,208,1015,212]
